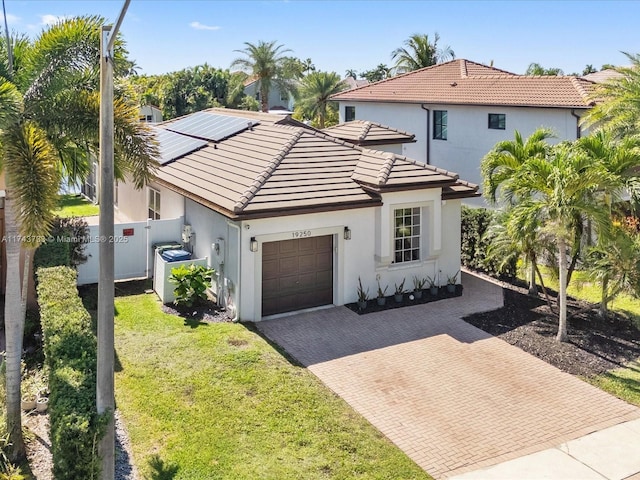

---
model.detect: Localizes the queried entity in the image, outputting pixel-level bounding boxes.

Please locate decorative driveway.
[256,272,640,478]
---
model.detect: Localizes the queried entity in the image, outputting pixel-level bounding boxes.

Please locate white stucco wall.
[339,101,587,204]
[116,181,184,221]
[243,83,294,110]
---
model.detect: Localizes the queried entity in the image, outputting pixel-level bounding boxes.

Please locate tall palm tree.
[509,145,613,341]
[230,40,294,112]
[345,69,357,80]
[525,62,564,76]
[295,71,347,128]
[0,16,157,459]
[581,52,640,138]
[481,128,555,294]
[392,33,454,74]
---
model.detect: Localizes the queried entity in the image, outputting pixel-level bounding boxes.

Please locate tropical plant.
[357,277,369,302]
[481,128,555,294]
[294,71,347,128]
[169,264,215,307]
[412,276,427,291]
[392,32,455,74]
[446,271,459,285]
[525,62,564,76]
[581,52,640,138]
[376,278,388,298]
[0,16,157,460]
[360,64,392,83]
[345,69,357,80]
[393,279,406,295]
[507,144,614,341]
[230,40,295,112]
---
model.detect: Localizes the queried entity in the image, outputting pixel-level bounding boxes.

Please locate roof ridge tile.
[570,76,593,103]
[377,153,396,185]
[359,121,373,142]
[233,128,305,212]
[460,59,468,78]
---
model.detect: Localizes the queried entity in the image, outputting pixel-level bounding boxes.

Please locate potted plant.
[412,276,426,299]
[427,275,439,296]
[447,270,459,293]
[36,395,49,413]
[393,279,405,303]
[376,278,388,306]
[356,277,369,310]
[21,375,37,412]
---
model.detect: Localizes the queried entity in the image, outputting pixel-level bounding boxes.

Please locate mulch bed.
[463,279,640,377]
[161,300,233,324]
[345,285,463,315]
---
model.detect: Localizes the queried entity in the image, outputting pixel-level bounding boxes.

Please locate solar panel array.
[165,111,259,142]
[153,128,208,165]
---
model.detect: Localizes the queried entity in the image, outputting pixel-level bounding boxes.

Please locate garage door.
[262,235,333,316]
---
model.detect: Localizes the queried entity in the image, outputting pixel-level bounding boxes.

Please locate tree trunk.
[528,257,538,295]
[260,84,268,112]
[4,194,27,461]
[556,238,569,342]
[599,276,609,318]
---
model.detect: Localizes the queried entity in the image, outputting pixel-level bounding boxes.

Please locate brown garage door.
[262,235,333,316]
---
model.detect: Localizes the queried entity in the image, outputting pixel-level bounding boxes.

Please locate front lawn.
[114,291,429,479]
[54,193,99,218]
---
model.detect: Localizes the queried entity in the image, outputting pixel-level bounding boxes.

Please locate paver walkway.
[256,272,640,479]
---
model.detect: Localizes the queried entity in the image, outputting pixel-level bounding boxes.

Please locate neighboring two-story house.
[331,59,597,203]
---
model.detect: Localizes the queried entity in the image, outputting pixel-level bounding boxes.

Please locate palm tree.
[301,57,315,75]
[582,52,640,139]
[295,71,347,128]
[525,62,564,76]
[509,145,613,341]
[345,69,357,80]
[230,40,294,112]
[392,33,455,74]
[0,16,157,460]
[481,128,555,294]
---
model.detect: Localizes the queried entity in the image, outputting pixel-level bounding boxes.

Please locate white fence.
[77,217,185,285]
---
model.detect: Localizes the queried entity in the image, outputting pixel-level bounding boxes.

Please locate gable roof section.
[322,120,416,146]
[331,59,596,109]
[152,109,478,219]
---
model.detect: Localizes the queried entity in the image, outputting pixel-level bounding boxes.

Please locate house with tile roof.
[331,59,597,202]
[322,120,415,154]
[116,108,477,321]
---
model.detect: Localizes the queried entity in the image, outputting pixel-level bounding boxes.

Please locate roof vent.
[450,82,458,87]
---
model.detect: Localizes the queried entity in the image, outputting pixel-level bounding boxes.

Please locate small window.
[146,114,153,122]
[433,110,447,140]
[148,188,160,220]
[255,92,260,101]
[488,113,506,130]
[345,106,356,122]
[394,207,421,263]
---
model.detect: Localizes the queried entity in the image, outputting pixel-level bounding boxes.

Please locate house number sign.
[291,230,312,238]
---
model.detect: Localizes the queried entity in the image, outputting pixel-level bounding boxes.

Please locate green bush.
[34,216,89,271]
[461,206,516,278]
[168,264,215,307]
[36,266,104,480]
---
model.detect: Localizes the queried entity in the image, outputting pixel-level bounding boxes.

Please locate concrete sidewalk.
[451,418,640,480]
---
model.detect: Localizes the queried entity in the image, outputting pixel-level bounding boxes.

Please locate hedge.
[33,216,89,271]
[461,206,517,278]
[36,266,105,479]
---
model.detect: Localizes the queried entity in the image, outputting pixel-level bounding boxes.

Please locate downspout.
[421,104,431,164]
[227,221,241,322]
[571,109,581,139]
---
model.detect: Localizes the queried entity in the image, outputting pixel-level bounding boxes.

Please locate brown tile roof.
[322,120,415,146]
[153,109,477,219]
[331,59,596,109]
[581,69,625,83]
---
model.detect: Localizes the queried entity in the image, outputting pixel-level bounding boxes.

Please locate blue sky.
[3,0,640,77]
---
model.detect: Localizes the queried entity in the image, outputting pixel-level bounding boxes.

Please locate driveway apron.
[256,273,640,478]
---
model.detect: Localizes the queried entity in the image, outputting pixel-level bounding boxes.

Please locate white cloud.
[0,13,19,24]
[189,21,220,31]
[40,14,69,26]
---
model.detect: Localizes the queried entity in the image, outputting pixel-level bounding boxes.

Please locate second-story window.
[345,106,356,122]
[433,110,447,140]
[488,113,506,130]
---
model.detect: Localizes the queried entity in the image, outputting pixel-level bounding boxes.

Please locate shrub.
[36,267,104,480]
[34,216,89,271]
[168,264,215,307]
[461,206,516,278]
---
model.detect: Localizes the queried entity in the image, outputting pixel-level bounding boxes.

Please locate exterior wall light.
[344,227,351,240]
[250,237,258,252]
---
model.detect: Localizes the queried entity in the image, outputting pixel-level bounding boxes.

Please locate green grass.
[520,264,640,406]
[114,293,430,480]
[54,194,99,218]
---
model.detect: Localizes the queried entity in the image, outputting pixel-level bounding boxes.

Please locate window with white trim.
[345,106,356,122]
[394,207,421,263]
[148,187,161,220]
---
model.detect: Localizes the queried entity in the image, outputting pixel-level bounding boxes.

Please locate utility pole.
[97,2,130,478]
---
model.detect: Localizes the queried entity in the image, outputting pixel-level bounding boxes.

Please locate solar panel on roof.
[153,128,208,165]
[165,111,259,142]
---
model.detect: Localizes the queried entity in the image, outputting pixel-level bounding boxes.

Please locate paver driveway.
[256,273,640,478]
